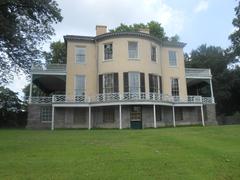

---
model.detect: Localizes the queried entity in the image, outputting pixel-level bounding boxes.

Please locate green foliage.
[43,41,66,64]
[110,21,166,40]
[0,0,63,84]
[229,1,240,56]
[0,126,240,179]
[0,86,27,127]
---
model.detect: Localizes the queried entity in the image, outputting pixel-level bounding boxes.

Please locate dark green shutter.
[140,73,145,93]
[114,73,119,93]
[123,72,129,92]
[159,76,162,94]
[149,74,153,93]
[99,74,103,93]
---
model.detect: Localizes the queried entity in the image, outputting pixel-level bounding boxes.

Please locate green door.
[130,106,142,129]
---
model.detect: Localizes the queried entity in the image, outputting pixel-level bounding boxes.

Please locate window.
[149,74,159,93]
[103,73,114,93]
[75,75,85,96]
[76,47,85,64]
[103,107,115,122]
[104,43,112,60]
[40,106,52,122]
[168,51,177,66]
[128,42,138,59]
[156,106,162,121]
[151,46,157,62]
[128,72,140,93]
[175,107,183,121]
[171,78,179,96]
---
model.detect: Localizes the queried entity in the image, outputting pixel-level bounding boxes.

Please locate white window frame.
[75,47,86,64]
[128,72,141,94]
[103,43,113,61]
[103,73,114,94]
[149,74,160,93]
[75,75,86,96]
[168,50,177,67]
[151,45,157,62]
[171,77,180,96]
[128,41,139,60]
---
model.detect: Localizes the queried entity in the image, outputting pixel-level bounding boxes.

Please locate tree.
[229,1,240,57]
[0,86,27,127]
[110,21,166,40]
[43,41,66,64]
[0,0,63,84]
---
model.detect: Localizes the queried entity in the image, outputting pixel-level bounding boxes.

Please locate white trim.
[172,106,176,127]
[32,72,66,75]
[88,106,91,129]
[209,79,215,103]
[51,106,55,130]
[185,76,212,79]
[128,41,139,59]
[153,104,156,128]
[75,46,86,64]
[119,105,122,129]
[201,104,205,126]
[103,42,113,62]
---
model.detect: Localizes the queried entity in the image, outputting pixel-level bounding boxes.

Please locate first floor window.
[76,47,86,64]
[40,106,52,122]
[104,43,113,60]
[129,72,140,93]
[75,75,85,96]
[168,50,177,66]
[171,78,179,96]
[149,74,159,93]
[103,107,115,122]
[103,73,114,93]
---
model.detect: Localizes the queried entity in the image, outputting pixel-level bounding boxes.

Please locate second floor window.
[75,75,85,96]
[128,72,140,93]
[76,47,85,64]
[104,43,113,60]
[171,78,179,96]
[168,51,177,66]
[128,42,138,59]
[151,46,157,62]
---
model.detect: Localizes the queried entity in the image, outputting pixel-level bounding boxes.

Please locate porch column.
[172,105,176,127]
[153,104,156,128]
[209,79,215,103]
[51,106,55,130]
[29,74,33,103]
[201,105,205,126]
[88,106,91,130]
[119,105,122,129]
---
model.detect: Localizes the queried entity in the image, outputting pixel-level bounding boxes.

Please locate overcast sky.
[7,0,237,98]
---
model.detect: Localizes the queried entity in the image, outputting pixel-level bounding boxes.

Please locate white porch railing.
[185,68,211,78]
[31,64,66,73]
[29,94,215,104]
[53,95,90,103]
[30,97,53,104]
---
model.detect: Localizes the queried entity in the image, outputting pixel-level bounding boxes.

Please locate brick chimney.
[96,25,107,36]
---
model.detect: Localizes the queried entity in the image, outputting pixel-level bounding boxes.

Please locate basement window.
[40,106,52,122]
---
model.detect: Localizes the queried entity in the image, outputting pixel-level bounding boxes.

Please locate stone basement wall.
[26,104,51,129]
[203,104,217,125]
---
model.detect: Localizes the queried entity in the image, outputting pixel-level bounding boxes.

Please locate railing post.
[119,104,122,129]
[28,73,33,104]
[153,104,156,128]
[172,105,176,127]
[51,106,55,131]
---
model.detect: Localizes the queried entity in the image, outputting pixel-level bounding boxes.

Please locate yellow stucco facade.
[65,34,187,97]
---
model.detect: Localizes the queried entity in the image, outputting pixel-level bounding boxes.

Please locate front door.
[130,106,142,129]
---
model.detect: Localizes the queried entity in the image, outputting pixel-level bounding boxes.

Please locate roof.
[64,32,186,48]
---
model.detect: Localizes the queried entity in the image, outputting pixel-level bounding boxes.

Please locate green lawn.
[0,125,240,180]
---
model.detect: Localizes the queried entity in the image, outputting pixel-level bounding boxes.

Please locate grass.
[0,125,240,180]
